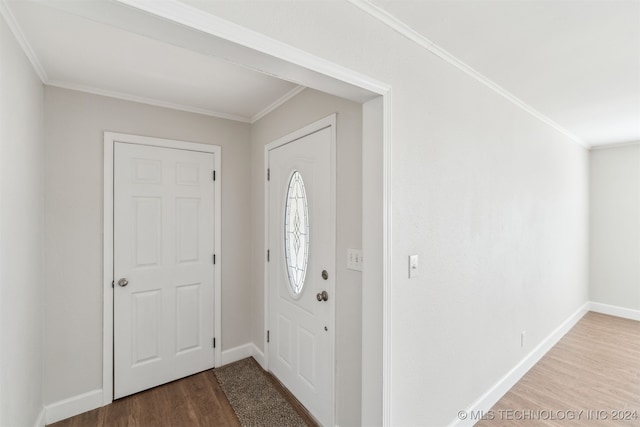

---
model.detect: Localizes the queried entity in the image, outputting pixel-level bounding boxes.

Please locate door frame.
[102,132,222,404]
[264,114,337,425]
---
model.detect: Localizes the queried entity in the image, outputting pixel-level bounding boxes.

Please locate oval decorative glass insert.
[284,170,309,295]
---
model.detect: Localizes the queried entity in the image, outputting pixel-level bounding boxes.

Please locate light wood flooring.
[476,312,640,426]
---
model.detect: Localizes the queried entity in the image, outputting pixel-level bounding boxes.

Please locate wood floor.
[476,312,640,426]
[49,361,317,427]
[49,312,638,427]
[49,370,240,427]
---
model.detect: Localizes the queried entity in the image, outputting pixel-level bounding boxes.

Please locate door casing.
[263,114,337,425]
[103,132,222,404]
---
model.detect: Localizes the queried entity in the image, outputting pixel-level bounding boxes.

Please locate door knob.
[316,290,328,302]
[117,278,129,287]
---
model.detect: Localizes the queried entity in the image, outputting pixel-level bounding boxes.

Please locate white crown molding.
[251,85,306,123]
[590,140,640,151]
[347,0,590,150]
[0,0,48,82]
[113,0,390,98]
[47,80,252,123]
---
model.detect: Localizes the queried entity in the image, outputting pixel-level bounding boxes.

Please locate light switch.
[409,255,418,278]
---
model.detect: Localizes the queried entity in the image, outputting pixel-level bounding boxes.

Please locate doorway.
[104,132,223,401]
[265,115,336,426]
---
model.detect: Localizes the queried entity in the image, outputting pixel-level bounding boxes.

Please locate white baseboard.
[589,302,640,321]
[220,343,254,366]
[251,343,266,368]
[449,302,589,427]
[33,407,45,427]
[45,389,103,424]
[219,342,267,369]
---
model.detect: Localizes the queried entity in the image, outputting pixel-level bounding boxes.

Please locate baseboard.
[219,342,267,369]
[449,302,589,427]
[220,343,254,366]
[33,407,45,427]
[251,343,266,368]
[45,389,103,424]
[589,302,640,321]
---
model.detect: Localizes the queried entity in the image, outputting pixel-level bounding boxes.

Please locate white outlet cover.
[347,248,363,271]
[409,254,418,278]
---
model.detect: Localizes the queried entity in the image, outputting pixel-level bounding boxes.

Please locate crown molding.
[348,0,590,149]
[590,140,640,151]
[0,0,48,83]
[251,85,306,123]
[47,80,252,123]
[114,0,390,99]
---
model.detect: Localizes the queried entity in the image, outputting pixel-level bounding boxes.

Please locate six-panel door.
[114,142,215,399]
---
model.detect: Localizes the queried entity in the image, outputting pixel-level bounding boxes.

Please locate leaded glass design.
[284,170,309,295]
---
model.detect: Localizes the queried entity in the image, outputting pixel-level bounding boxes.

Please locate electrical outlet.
[409,255,418,278]
[521,330,526,348]
[347,249,363,271]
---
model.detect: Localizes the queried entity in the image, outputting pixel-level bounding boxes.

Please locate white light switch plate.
[347,249,363,271]
[409,255,418,278]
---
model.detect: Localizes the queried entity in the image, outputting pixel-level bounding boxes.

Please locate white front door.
[113,141,215,399]
[267,117,335,426]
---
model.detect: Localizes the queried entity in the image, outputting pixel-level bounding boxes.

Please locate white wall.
[181,2,590,425]
[250,89,363,427]
[590,143,640,311]
[361,96,384,426]
[0,15,45,427]
[43,86,252,405]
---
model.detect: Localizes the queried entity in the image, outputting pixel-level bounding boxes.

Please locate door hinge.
[267,330,270,343]
[111,280,114,288]
[213,170,216,181]
[267,168,270,181]
[267,249,270,262]
[213,337,216,348]
[213,254,216,265]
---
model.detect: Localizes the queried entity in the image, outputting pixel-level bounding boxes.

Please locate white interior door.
[114,141,215,399]
[267,120,335,426]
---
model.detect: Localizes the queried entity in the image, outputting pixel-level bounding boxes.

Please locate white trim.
[45,389,103,425]
[220,344,254,366]
[251,344,266,368]
[264,114,338,427]
[449,302,589,427]
[589,302,640,321]
[218,343,266,367]
[251,85,306,123]
[347,0,588,149]
[113,0,391,99]
[32,407,45,427]
[0,0,48,82]
[48,80,251,123]
[381,91,393,427]
[103,132,222,406]
[590,140,640,151]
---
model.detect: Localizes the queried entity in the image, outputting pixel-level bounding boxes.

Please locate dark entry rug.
[214,358,312,427]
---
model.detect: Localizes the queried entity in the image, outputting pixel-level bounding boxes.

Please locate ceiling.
[373,0,640,147]
[4,0,639,146]
[5,0,303,123]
